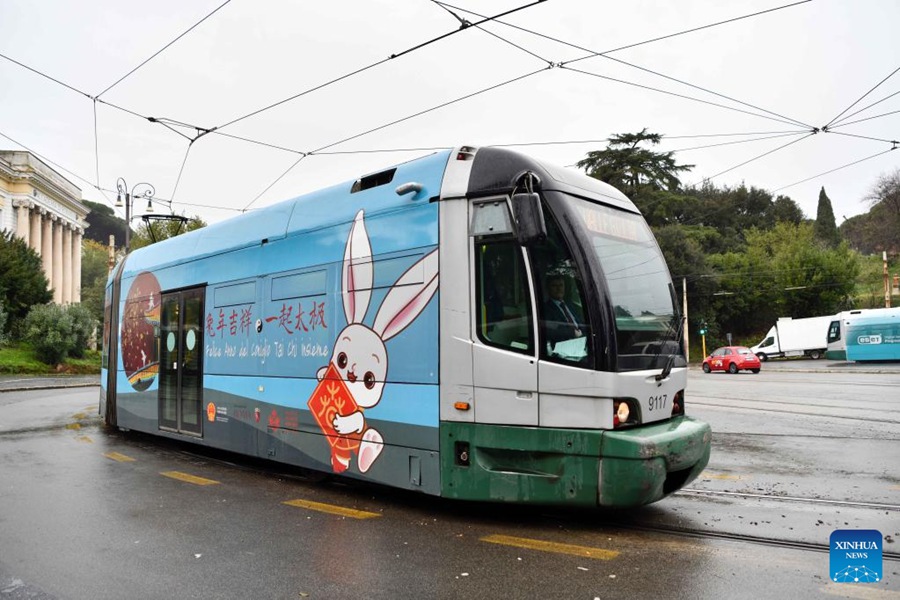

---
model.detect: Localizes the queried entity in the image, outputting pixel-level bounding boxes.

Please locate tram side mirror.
[511,192,546,245]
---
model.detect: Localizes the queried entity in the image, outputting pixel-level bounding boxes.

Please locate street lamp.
[116,177,155,253]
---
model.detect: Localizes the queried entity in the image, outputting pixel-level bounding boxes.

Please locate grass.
[0,341,101,375]
[854,254,899,308]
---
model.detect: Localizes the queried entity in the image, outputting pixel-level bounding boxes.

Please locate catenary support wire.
[95,0,234,98]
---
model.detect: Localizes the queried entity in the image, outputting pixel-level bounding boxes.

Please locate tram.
[101,146,711,507]
[826,307,900,361]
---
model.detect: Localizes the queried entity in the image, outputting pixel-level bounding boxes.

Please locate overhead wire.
[587,54,814,129]
[0,128,114,203]
[824,65,900,129]
[827,109,900,130]
[771,147,897,193]
[95,0,234,98]
[700,132,815,183]
[667,130,811,153]
[215,0,547,131]
[170,142,195,203]
[2,2,885,222]
[242,155,308,212]
[437,1,814,130]
[240,67,548,211]
[825,130,899,145]
[309,68,547,154]
[0,51,93,100]
[563,65,809,129]
[829,89,900,128]
[565,0,812,64]
[92,100,101,188]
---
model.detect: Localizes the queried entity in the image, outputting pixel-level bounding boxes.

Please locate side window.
[474,241,534,354]
[760,336,774,348]
[530,208,592,366]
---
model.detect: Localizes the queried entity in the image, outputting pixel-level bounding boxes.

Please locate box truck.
[750,315,834,361]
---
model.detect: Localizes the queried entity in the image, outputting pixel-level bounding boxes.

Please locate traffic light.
[698,322,708,336]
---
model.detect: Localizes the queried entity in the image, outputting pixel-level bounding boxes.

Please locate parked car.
[702,346,761,374]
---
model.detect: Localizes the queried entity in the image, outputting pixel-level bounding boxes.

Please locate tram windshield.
[563,195,682,371]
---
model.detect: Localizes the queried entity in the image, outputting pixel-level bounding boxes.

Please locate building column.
[30,208,43,255]
[42,215,54,287]
[62,224,73,304]
[52,216,63,304]
[14,200,31,245]
[73,228,83,303]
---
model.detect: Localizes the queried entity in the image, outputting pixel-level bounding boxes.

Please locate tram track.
[689,399,900,425]
[678,488,900,512]
[601,519,900,561]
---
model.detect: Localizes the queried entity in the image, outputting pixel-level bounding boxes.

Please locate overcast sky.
[1,0,898,228]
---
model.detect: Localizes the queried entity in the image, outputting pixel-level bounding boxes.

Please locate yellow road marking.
[283,498,381,519]
[481,534,619,560]
[65,423,81,430]
[891,485,900,491]
[821,584,900,599]
[160,471,220,486]
[75,435,93,444]
[702,471,746,481]
[104,452,136,462]
[72,412,87,420]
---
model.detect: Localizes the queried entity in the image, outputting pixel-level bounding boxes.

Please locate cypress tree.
[814,187,841,248]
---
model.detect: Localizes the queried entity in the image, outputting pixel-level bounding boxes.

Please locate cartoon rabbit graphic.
[314,209,438,474]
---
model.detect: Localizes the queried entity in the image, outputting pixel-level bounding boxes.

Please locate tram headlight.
[613,399,637,427]
[671,390,685,416]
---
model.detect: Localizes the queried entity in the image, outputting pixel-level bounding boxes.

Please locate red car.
[702,346,761,374]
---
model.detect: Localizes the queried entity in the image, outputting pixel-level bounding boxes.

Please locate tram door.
[159,287,205,436]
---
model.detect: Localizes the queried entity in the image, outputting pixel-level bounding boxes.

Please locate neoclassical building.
[0,150,90,304]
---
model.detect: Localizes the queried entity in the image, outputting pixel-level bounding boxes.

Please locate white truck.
[750,315,834,361]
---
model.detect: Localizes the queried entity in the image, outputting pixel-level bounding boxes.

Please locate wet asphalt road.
[0,363,898,599]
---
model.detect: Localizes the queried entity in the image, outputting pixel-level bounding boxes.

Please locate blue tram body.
[102,146,711,507]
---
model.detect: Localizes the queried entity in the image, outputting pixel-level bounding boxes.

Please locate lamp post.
[116,178,155,253]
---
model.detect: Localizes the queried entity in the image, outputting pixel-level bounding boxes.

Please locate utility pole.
[885,251,891,308]
[682,277,689,362]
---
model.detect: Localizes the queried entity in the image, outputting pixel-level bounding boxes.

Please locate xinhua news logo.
[830,529,882,583]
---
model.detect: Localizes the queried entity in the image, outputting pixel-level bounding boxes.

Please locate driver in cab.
[543,274,584,346]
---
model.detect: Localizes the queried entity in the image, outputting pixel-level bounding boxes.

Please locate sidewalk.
[0,374,99,392]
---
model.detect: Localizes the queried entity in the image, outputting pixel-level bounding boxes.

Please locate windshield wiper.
[655,314,684,384]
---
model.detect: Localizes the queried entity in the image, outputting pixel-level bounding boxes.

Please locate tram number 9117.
[648,394,668,412]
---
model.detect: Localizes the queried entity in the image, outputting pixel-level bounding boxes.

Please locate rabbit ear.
[342,210,373,325]
[373,249,438,341]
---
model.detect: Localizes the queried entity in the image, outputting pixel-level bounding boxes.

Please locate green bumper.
[440,417,711,508]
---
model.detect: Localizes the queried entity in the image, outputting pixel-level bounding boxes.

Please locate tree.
[82,199,128,246]
[814,187,841,248]
[867,168,900,218]
[0,230,53,335]
[771,194,805,225]
[576,129,694,198]
[129,214,207,251]
[852,168,900,255]
[81,239,111,326]
[709,222,859,337]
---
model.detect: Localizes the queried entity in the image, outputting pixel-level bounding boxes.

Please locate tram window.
[827,321,840,342]
[530,211,592,366]
[474,241,534,354]
[471,199,514,237]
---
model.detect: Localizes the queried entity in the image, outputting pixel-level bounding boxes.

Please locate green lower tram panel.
[440,416,711,508]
